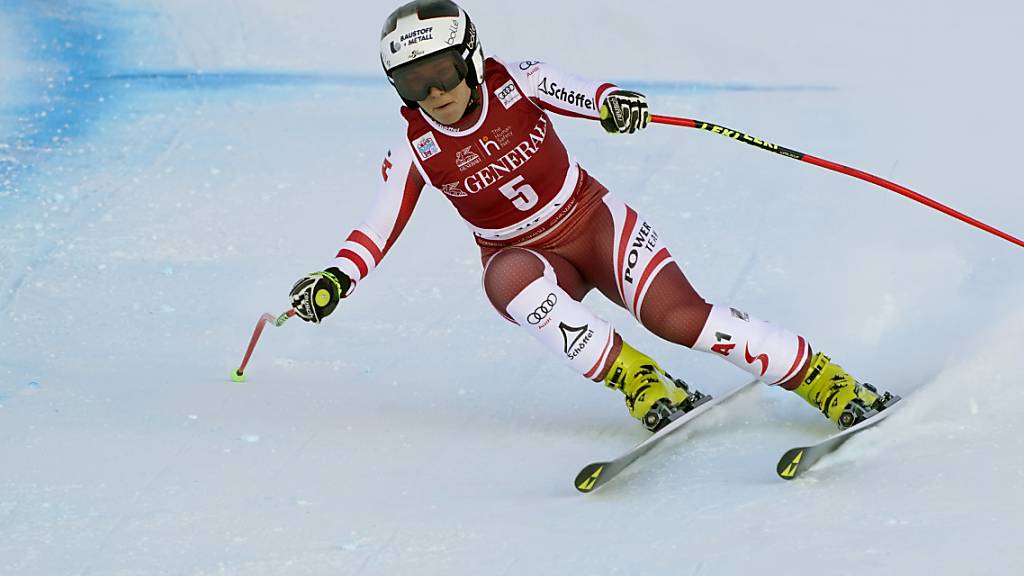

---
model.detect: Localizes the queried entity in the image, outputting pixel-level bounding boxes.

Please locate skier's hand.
[600,90,650,134]
[289,267,351,323]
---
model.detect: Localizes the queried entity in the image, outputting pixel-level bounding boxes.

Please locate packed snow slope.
[2,1,1023,574]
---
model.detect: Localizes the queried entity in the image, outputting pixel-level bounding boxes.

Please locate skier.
[288,0,894,432]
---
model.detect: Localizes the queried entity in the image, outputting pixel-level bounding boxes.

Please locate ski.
[575,379,759,494]
[776,396,902,480]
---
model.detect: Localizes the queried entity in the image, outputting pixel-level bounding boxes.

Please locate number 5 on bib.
[500,175,539,211]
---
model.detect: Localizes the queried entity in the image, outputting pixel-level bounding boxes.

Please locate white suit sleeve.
[332,139,425,293]
[501,57,619,120]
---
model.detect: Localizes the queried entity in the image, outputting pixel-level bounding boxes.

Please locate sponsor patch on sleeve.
[494,80,522,109]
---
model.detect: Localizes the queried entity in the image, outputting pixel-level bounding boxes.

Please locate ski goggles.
[390,49,468,102]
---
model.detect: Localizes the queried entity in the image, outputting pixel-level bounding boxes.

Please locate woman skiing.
[288,0,894,432]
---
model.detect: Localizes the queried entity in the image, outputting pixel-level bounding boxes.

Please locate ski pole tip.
[231,369,247,383]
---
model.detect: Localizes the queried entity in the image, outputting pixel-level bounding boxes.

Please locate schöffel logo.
[527,293,557,326]
[559,322,594,359]
[414,132,441,161]
[537,77,595,110]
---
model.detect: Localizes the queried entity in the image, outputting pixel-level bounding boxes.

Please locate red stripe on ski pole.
[235,309,296,378]
[800,153,1024,249]
[648,114,1024,250]
[650,115,697,129]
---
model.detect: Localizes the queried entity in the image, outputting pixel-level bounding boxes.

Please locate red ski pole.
[649,114,1024,250]
[231,308,296,382]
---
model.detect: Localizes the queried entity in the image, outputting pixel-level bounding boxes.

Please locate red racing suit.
[332,56,618,289]
[329,57,811,388]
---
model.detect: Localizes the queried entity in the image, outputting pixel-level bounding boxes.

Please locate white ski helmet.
[380,0,484,107]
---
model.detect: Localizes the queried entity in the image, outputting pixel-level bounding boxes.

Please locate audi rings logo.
[527,293,557,325]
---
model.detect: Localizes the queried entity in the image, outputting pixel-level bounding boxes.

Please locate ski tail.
[776,396,902,481]
[574,380,759,494]
[777,448,807,480]
[575,464,605,493]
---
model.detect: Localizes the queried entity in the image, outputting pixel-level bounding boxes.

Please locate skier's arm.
[505,58,618,120]
[290,141,425,323]
[332,142,425,289]
[505,58,650,133]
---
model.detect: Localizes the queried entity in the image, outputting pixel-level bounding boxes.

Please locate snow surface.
[2,1,1024,574]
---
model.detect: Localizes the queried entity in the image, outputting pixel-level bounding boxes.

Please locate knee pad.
[505,270,616,380]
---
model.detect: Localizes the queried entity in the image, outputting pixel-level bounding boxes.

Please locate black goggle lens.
[391,50,468,102]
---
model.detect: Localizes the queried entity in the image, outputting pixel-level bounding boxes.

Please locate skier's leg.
[683,294,894,428]
[482,247,695,430]
[483,247,613,379]
[570,194,808,383]
[631,240,896,427]
[563,192,892,428]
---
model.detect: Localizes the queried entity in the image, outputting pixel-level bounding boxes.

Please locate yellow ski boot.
[792,352,896,429]
[603,341,709,432]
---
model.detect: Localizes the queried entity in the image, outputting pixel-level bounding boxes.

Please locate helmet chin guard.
[380,0,484,108]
